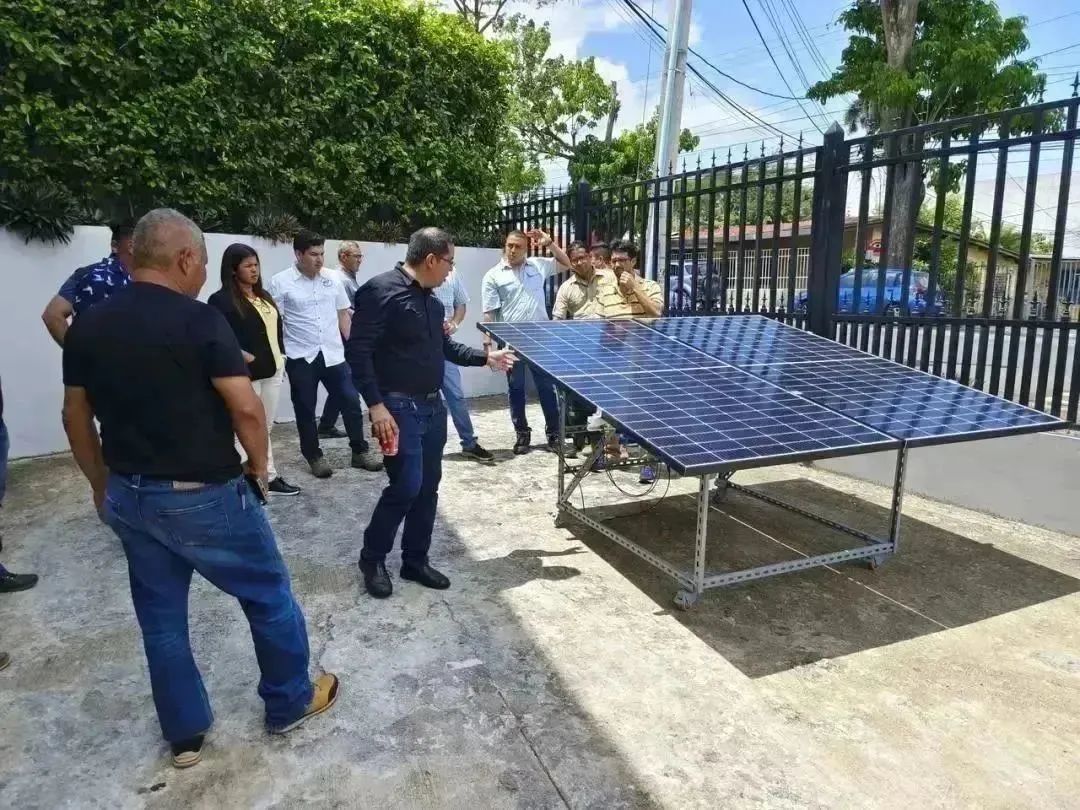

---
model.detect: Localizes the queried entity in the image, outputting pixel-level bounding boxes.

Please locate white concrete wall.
[0,225,503,458]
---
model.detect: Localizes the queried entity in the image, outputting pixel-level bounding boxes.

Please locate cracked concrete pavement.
[1,397,1078,808]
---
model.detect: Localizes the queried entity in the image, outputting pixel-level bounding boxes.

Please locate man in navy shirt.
[42,221,136,347]
[346,228,515,598]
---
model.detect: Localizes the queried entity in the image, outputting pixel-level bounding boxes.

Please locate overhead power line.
[617,0,798,143]
[739,0,825,133]
[623,0,804,101]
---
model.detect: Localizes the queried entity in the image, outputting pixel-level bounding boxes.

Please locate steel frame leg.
[675,474,714,610]
[553,437,912,609]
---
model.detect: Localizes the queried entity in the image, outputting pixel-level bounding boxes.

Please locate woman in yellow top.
[209,244,300,496]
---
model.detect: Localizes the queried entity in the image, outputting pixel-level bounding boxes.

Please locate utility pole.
[645,0,692,282]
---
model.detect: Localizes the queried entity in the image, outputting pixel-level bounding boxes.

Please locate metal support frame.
[555,425,912,609]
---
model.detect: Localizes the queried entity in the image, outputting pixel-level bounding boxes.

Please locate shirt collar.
[394,262,429,292]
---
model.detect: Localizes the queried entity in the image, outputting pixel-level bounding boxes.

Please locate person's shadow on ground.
[466,547,585,592]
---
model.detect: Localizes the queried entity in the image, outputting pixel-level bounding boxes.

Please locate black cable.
[779,0,832,77]
[738,0,826,133]
[752,0,829,132]
[618,0,798,142]
[623,0,803,101]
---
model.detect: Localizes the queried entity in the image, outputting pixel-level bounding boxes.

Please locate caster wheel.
[867,555,887,570]
[674,590,700,610]
[554,512,569,529]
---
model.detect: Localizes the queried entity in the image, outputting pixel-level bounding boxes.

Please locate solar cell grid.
[645,314,867,367]
[565,367,897,473]
[749,356,1063,444]
[482,319,721,378]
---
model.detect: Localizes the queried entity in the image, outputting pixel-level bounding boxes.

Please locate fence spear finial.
[710,150,717,168]
[1073,73,1079,98]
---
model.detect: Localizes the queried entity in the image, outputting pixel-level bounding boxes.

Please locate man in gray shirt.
[481,229,571,454]
[433,268,493,463]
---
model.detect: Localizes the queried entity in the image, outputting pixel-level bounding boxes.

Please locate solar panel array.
[479,314,1063,474]
[567,367,896,473]
[658,315,1063,445]
[481,319,717,379]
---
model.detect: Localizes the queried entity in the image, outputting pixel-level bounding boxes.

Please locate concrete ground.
[1,398,1078,809]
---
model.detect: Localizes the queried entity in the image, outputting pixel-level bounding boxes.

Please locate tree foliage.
[808,0,1048,269]
[809,0,1046,133]
[0,0,510,238]
[500,16,616,167]
[567,117,699,188]
[451,0,562,35]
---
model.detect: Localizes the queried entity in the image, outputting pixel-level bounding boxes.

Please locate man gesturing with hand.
[346,228,515,599]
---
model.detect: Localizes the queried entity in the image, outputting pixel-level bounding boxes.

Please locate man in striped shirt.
[596,239,664,319]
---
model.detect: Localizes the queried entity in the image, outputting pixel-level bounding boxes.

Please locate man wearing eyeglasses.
[267,231,383,479]
[346,228,516,598]
[318,241,365,439]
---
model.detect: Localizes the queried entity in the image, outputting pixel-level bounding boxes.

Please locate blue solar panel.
[746,356,1064,445]
[645,314,867,367]
[481,315,1063,473]
[563,367,898,473]
[646,314,1064,444]
[480,319,721,379]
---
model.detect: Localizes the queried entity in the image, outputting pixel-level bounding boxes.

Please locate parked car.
[797,268,945,315]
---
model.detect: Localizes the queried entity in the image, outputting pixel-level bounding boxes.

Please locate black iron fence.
[480,85,1080,424]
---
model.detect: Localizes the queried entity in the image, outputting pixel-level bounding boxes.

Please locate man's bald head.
[132,208,208,297]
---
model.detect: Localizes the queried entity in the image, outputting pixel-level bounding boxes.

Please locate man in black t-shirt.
[62,209,339,769]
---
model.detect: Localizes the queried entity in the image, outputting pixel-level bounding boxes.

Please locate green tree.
[501,16,617,168]
[567,116,699,187]
[809,0,1047,269]
[451,0,562,34]
[0,0,509,238]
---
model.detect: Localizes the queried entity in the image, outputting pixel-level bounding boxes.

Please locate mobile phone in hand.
[244,473,268,505]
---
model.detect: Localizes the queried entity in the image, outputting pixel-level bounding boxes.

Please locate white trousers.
[236,366,285,479]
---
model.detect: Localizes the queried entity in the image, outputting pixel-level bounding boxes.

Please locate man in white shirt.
[481,229,571,454]
[318,240,364,438]
[267,231,383,478]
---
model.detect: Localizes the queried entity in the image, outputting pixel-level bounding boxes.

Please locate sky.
[504,0,1079,180]
[482,0,1080,248]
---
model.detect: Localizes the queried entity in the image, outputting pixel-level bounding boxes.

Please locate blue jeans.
[285,352,368,460]
[441,362,477,450]
[0,417,8,506]
[361,396,447,563]
[507,362,560,440]
[103,474,313,742]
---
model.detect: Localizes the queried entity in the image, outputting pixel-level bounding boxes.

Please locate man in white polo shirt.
[268,230,383,478]
[481,229,571,454]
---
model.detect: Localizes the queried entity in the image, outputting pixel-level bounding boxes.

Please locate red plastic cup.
[380,432,399,457]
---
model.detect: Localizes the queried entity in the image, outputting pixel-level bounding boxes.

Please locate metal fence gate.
[480,86,1080,425]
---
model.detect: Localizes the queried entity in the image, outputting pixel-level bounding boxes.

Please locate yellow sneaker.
[269,673,340,734]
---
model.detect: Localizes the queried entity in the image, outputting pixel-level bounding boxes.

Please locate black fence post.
[807,123,848,337]
[573,181,591,243]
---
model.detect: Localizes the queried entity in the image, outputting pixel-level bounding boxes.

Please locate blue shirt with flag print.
[57,253,132,317]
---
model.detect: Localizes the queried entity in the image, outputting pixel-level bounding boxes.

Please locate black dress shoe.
[400,561,450,590]
[358,559,392,599]
[0,568,39,594]
[512,430,532,455]
[318,426,348,439]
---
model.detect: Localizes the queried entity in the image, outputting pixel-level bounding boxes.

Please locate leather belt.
[382,390,441,402]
